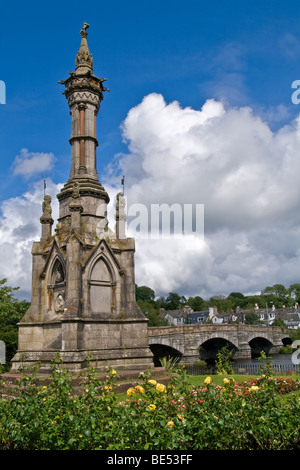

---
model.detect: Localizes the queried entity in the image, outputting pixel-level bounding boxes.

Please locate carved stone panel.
[89,258,112,315]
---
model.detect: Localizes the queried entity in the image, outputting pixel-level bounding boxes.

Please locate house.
[279,308,300,329]
[187,311,210,324]
[160,305,192,326]
[160,305,212,326]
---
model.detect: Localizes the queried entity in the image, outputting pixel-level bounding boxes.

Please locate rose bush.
[0,356,299,450]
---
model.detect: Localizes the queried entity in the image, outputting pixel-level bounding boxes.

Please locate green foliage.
[0,279,30,367]
[215,345,234,374]
[136,299,168,326]
[187,296,204,311]
[164,292,186,310]
[135,285,155,302]
[289,283,300,304]
[257,351,275,377]
[272,318,286,329]
[244,312,259,325]
[136,282,299,317]
[0,357,299,450]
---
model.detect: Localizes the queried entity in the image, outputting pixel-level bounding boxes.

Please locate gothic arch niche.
[48,258,66,314]
[51,258,65,285]
[89,256,115,317]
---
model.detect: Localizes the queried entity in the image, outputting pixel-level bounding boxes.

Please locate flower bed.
[0,357,299,450]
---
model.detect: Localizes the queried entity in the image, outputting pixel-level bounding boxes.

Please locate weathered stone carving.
[53,261,64,284]
[40,195,54,224]
[54,293,65,314]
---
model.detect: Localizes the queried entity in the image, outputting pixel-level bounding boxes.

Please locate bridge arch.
[149,343,183,367]
[199,337,238,365]
[248,336,274,358]
[282,336,293,346]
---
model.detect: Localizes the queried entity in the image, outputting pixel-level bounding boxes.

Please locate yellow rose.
[135,385,145,394]
[177,414,185,422]
[147,379,157,386]
[223,378,230,385]
[127,387,135,396]
[109,369,117,375]
[148,404,156,411]
[204,377,212,385]
[156,383,166,393]
[167,421,175,427]
[104,385,112,391]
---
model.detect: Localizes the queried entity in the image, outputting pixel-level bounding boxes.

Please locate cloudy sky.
[0,0,300,300]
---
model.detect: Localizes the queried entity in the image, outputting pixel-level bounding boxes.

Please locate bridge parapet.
[148,324,290,364]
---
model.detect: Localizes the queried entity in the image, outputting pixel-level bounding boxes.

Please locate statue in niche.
[54,262,64,285]
[54,293,65,313]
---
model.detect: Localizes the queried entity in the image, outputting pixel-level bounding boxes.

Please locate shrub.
[0,356,299,450]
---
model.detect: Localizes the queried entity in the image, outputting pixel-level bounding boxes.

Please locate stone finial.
[75,22,93,74]
[116,192,126,239]
[40,195,54,243]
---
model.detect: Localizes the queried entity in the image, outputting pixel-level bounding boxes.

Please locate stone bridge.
[148,324,291,365]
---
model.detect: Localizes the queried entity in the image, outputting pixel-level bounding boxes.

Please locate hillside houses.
[160,304,300,329]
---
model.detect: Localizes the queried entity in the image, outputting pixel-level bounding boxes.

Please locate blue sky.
[2,0,300,194]
[1,0,300,300]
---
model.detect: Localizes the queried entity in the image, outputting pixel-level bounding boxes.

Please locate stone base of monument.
[0,367,172,398]
[10,347,154,375]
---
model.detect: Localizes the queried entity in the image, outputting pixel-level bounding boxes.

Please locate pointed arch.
[89,253,116,284]
[45,252,66,313]
[51,257,65,285]
[88,254,116,316]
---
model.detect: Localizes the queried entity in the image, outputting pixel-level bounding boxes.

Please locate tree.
[244,312,259,325]
[0,279,30,368]
[288,284,300,304]
[209,295,234,313]
[272,318,286,329]
[261,284,289,307]
[165,292,186,311]
[136,299,168,326]
[135,285,155,302]
[228,292,245,300]
[187,296,204,311]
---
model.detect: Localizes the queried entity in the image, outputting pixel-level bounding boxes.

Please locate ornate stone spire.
[75,22,93,75]
[58,23,110,237]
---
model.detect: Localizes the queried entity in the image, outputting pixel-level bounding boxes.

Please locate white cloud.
[103,93,300,298]
[2,93,300,302]
[12,148,55,179]
[0,179,61,299]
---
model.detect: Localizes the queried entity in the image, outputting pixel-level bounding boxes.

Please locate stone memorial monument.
[11,23,153,373]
